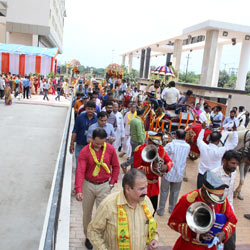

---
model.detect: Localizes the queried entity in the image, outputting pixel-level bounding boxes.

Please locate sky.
[57,0,250,74]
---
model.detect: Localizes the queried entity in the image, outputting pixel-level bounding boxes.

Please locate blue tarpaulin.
[0,43,58,57]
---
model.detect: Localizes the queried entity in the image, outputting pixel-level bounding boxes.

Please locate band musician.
[168,170,237,250]
[133,131,173,212]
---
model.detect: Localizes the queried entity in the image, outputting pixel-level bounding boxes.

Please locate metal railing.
[42,100,72,250]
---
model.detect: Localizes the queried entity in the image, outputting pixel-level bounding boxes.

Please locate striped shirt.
[87,191,159,250]
[164,139,190,183]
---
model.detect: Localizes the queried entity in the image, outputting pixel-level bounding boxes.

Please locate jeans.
[75,143,84,169]
[23,86,29,99]
[43,89,49,100]
[150,98,163,110]
[158,178,182,215]
[0,89,4,99]
[55,88,61,101]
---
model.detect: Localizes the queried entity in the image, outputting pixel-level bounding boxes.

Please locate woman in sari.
[4,83,12,105]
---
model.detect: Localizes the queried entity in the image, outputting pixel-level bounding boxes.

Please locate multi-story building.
[0,0,66,53]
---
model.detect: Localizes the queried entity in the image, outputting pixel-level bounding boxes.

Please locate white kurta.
[121,111,133,156]
[113,112,125,151]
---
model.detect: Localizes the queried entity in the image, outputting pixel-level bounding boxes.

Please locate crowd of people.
[0,72,71,104]
[68,76,250,250]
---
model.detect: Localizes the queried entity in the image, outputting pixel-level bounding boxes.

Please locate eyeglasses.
[99,119,107,122]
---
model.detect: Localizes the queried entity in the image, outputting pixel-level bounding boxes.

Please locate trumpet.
[141,144,165,176]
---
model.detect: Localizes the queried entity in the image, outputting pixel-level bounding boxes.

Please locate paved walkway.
[0,95,69,250]
[69,155,250,249]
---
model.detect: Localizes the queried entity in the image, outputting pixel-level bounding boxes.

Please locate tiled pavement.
[69,154,250,249]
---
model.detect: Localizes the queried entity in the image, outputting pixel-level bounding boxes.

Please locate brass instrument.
[186,202,215,234]
[141,144,165,176]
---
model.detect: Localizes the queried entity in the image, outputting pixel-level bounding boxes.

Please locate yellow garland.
[89,142,110,177]
[128,111,137,124]
[117,194,157,249]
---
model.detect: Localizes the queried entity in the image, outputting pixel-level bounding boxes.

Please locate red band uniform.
[168,181,237,249]
[133,143,173,211]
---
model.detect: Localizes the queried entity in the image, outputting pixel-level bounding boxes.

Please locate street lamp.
[185,50,192,82]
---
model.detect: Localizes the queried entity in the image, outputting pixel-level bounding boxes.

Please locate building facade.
[0,0,65,53]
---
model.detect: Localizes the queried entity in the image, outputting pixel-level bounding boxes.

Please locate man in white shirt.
[199,105,212,127]
[237,106,246,127]
[223,110,238,130]
[161,81,180,109]
[112,102,125,151]
[197,122,238,189]
[157,129,190,216]
[212,150,241,250]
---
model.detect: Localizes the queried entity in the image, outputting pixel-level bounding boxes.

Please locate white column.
[211,44,223,87]
[32,34,38,46]
[172,39,182,79]
[128,53,133,73]
[5,31,9,43]
[122,55,126,66]
[236,39,250,90]
[200,30,219,86]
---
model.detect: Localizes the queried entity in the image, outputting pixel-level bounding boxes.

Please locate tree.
[179,72,200,84]
[218,70,230,88]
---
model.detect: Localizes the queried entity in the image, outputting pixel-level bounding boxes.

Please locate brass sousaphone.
[141,144,165,176]
[186,202,215,234]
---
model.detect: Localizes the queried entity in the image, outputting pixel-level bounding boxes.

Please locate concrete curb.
[38,106,71,250]
[55,110,74,250]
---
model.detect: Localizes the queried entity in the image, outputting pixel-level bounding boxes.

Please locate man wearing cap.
[133,131,173,212]
[168,170,237,250]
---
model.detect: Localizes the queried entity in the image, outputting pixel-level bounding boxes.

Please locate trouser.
[75,143,84,169]
[23,86,29,99]
[150,195,158,214]
[224,231,236,250]
[213,124,220,128]
[197,173,205,189]
[166,103,177,109]
[14,87,19,97]
[0,89,4,98]
[158,178,182,214]
[55,88,61,100]
[43,89,49,100]
[175,105,186,114]
[82,180,110,236]
[122,140,141,168]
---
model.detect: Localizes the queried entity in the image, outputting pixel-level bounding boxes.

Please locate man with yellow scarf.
[75,128,120,249]
[87,168,159,250]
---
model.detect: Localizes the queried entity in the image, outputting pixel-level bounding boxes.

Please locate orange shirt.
[74,99,84,113]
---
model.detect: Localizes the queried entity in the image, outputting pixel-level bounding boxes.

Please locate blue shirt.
[212,112,223,125]
[72,112,97,146]
[22,78,30,87]
[87,122,115,143]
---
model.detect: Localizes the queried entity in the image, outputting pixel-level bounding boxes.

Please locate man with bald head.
[157,129,190,216]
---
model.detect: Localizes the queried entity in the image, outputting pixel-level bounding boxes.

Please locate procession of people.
[1,68,249,249]
[65,73,250,250]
